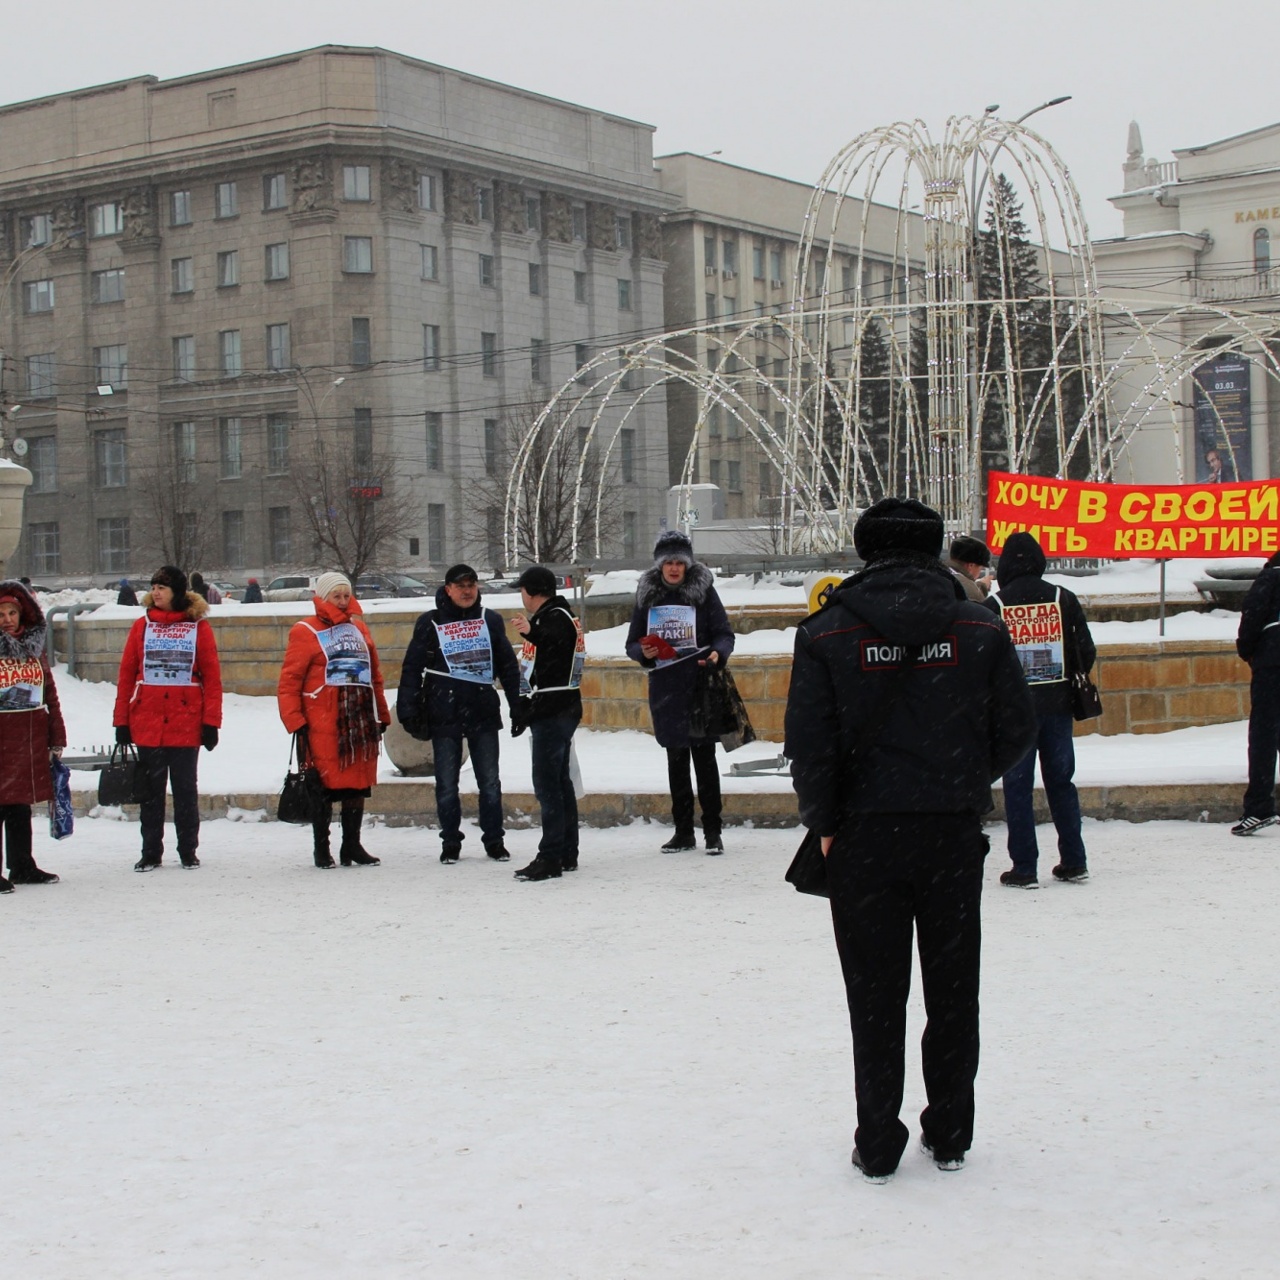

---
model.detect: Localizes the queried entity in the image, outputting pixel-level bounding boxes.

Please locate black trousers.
[667,743,721,837]
[826,812,988,1175]
[137,746,200,862]
[1243,667,1280,818]
[0,804,34,876]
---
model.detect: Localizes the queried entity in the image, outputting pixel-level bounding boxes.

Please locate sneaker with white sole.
[1051,863,1088,883]
[1231,815,1278,837]
[920,1137,965,1172]
[999,869,1038,889]
[851,1147,894,1183]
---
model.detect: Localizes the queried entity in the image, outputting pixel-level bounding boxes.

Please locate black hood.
[829,553,965,646]
[996,532,1046,587]
[434,585,483,621]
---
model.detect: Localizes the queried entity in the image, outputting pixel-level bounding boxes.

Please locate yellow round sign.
[805,573,845,616]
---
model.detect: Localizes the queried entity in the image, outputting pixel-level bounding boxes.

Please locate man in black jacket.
[397,564,522,864]
[1233,551,1280,834]
[984,532,1097,886]
[511,566,584,881]
[785,498,1035,1181]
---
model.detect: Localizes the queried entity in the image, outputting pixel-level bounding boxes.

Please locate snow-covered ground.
[3,816,1274,1277]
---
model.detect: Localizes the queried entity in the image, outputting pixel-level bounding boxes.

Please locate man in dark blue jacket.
[786,498,1035,1182]
[1233,551,1280,834]
[397,564,521,864]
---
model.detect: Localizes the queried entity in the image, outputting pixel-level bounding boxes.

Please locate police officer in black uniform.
[785,498,1035,1182]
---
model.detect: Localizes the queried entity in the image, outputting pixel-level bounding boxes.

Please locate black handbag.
[277,738,324,825]
[785,828,828,896]
[714,667,756,752]
[97,743,151,807]
[1062,593,1102,721]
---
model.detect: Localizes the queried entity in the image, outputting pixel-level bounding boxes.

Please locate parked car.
[208,580,242,602]
[262,575,319,602]
[354,572,435,599]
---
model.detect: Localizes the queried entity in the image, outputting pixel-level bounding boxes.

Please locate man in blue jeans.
[397,565,522,864]
[985,532,1097,887]
[510,566,583,881]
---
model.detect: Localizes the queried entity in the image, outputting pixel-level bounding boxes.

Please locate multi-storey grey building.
[0,45,674,581]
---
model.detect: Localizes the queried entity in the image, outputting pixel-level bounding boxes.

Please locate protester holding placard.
[0,580,67,891]
[113,566,223,872]
[278,573,390,870]
[625,530,735,854]
[984,533,1096,887]
[397,564,522,864]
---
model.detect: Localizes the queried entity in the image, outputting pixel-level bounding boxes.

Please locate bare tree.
[135,445,214,571]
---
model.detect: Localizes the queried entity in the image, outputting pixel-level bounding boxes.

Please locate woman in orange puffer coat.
[277,573,390,868]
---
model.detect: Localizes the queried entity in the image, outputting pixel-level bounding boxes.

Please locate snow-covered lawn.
[4,816,1274,1277]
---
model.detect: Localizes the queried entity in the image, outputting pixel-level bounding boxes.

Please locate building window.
[343,237,373,273]
[97,517,130,573]
[218,418,242,478]
[526,195,542,233]
[727,460,742,492]
[219,330,242,377]
[481,332,497,377]
[486,507,502,568]
[528,262,542,295]
[94,345,128,389]
[24,279,54,313]
[484,418,498,476]
[173,336,196,381]
[753,243,765,280]
[343,165,371,201]
[618,278,632,310]
[263,172,287,210]
[268,507,291,561]
[20,213,52,248]
[351,317,371,366]
[420,244,439,280]
[217,250,239,288]
[622,510,637,558]
[214,182,238,219]
[265,242,290,281]
[27,437,57,493]
[722,239,738,276]
[479,254,495,287]
[571,205,586,241]
[574,344,590,376]
[90,202,124,237]
[620,428,635,483]
[770,247,784,284]
[222,510,245,567]
[266,415,290,474]
[170,191,192,227]
[476,185,493,222]
[616,213,632,251]
[27,522,60,574]
[418,174,437,211]
[425,412,442,470]
[266,323,291,371]
[704,235,717,271]
[574,270,587,303]
[171,257,194,293]
[709,459,721,487]
[423,324,441,371]
[95,429,127,488]
[1255,227,1271,273]
[25,353,55,399]
[173,421,197,483]
[428,504,446,561]
[353,408,373,471]
[530,338,545,383]
[705,293,717,322]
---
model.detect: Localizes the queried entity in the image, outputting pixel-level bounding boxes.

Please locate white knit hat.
[315,572,352,601]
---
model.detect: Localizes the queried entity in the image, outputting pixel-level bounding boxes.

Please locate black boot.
[339,801,379,866]
[514,856,562,881]
[0,875,13,894]
[312,805,335,869]
[5,808,59,883]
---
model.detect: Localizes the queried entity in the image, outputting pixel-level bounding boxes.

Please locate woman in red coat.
[0,580,67,891]
[277,573,390,868]
[113,565,223,871]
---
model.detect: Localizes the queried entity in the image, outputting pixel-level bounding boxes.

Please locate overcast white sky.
[4,0,1274,239]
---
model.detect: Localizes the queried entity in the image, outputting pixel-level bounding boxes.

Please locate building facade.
[0,46,673,581]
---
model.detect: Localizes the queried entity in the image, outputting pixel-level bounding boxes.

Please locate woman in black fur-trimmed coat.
[625,530,735,854]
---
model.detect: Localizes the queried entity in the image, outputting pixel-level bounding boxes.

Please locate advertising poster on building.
[1193,353,1252,483]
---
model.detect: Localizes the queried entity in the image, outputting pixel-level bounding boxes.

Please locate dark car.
[354,573,435,599]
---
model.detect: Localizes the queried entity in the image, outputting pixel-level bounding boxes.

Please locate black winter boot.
[339,802,380,866]
[5,809,59,883]
[312,808,335,869]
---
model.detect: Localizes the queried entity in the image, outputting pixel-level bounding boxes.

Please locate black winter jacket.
[625,562,735,748]
[785,554,1036,832]
[397,588,521,739]
[1236,557,1280,668]
[519,594,583,723]
[983,532,1096,718]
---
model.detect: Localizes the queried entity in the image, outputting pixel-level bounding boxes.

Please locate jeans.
[827,812,987,1175]
[137,745,201,862]
[529,710,580,865]
[667,743,722,837]
[432,730,505,846]
[1243,667,1280,818]
[1002,712,1086,874]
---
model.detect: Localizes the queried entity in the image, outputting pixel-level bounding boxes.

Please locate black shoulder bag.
[98,743,152,807]
[1060,588,1102,721]
[277,736,325,825]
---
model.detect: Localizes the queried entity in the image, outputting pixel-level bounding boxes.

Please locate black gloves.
[202,725,219,751]
[509,701,531,738]
[115,725,132,746]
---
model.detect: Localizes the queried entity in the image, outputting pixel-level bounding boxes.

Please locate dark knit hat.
[150,564,188,601]
[514,565,557,597]
[949,535,991,568]
[445,563,479,585]
[853,498,945,563]
[653,529,694,568]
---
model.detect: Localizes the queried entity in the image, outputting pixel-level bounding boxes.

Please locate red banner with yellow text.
[986,470,1280,559]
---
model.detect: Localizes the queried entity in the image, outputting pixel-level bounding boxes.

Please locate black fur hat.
[652,529,695,568]
[853,498,944,563]
[150,564,188,602]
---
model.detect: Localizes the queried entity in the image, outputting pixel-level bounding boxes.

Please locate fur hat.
[949,535,991,568]
[514,566,557,597]
[853,498,944,563]
[150,565,189,602]
[652,529,695,568]
[315,571,352,601]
